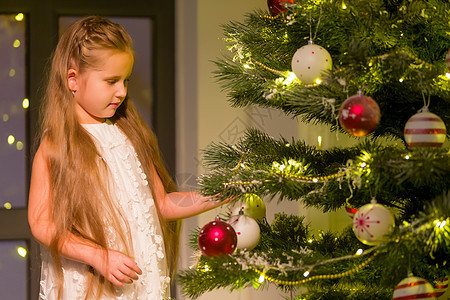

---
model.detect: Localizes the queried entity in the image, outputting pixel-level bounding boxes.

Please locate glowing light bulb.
[13,39,21,48]
[15,13,24,21]
[355,249,364,255]
[303,271,310,277]
[360,162,367,168]
[405,155,410,160]
[9,69,16,77]
[22,98,29,109]
[446,73,450,79]
[342,2,347,9]
[399,78,404,82]
[284,72,297,85]
[317,136,322,149]
[17,247,27,257]
[4,202,12,209]
[315,78,322,84]
[312,178,318,183]
[243,64,251,69]
[16,141,24,151]
[258,274,265,283]
[8,135,15,144]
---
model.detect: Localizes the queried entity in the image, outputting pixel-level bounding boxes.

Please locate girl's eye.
[107,80,117,85]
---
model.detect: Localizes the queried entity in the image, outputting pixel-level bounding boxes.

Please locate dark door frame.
[0,1,175,298]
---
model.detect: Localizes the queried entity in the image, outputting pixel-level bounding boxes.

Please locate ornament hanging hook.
[419,90,430,112]
[308,6,323,43]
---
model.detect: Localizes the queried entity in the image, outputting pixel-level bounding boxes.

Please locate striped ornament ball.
[433,276,448,298]
[446,48,450,71]
[404,111,446,147]
[393,276,436,300]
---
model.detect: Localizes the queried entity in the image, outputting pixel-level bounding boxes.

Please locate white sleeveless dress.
[39,121,170,299]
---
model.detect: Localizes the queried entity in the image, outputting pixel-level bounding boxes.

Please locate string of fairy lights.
[1,13,27,211]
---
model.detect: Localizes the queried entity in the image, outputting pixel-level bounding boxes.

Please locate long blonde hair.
[39,16,179,299]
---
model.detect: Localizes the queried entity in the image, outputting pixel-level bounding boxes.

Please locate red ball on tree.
[198,216,238,257]
[268,0,294,16]
[338,92,381,137]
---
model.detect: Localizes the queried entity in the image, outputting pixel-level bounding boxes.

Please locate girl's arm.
[151,168,229,220]
[28,141,141,287]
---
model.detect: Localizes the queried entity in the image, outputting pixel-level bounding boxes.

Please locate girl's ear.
[67,68,78,92]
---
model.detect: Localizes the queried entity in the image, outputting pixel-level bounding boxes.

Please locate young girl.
[28,16,225,299]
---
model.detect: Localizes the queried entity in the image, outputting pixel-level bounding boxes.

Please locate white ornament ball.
[231,194,266,222]
[352,202,394,245]
[404,110,446,147]
[227,213,261,250]
[393,276,436,300]
[291,40,332,84]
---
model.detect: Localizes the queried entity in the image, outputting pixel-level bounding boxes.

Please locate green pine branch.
[178,193,450,299]
[214,0,450,140]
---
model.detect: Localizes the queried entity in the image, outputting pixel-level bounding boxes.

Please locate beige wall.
[175,1,352,299]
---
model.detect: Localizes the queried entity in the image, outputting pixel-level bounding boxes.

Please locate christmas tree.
[178,0,450,299]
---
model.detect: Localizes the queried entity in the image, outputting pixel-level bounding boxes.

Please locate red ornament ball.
[393,276,436,300]
[339,92,381,137]
[404,110,446,147]
[345,206,358,219]
[198,217,237,257]
[267,0,294,16]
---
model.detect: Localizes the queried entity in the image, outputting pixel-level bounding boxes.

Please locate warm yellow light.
[258,274,265,283]
[303,271,310,277]
[355,249,364,256]
[342,3,347,9]
[9,69,16,77]
[16,141,24,151]
[436,219,447,229]
[13,39,21,48]
[243,64,251,69]
[3,114,9,122]
[399,78,404,82]
[17,247,27,257]
[15,13,24,21]
[315,78,322,84]
[405,155,410,160]
[446,73,450,79]
[283,72,297,85]
[360,162,367,168]
[22,98,29,109]
[312,178,318,183]
[4,202,12,210]
[308,239,313,243]
[317,136,322,149]
[8,135,15,144]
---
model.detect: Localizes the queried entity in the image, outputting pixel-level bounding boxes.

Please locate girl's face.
[69,50,134,124]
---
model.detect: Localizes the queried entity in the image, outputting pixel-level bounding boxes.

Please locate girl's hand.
[92,249,143,287]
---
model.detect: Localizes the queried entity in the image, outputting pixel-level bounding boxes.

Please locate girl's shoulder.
[33,137,53,165]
